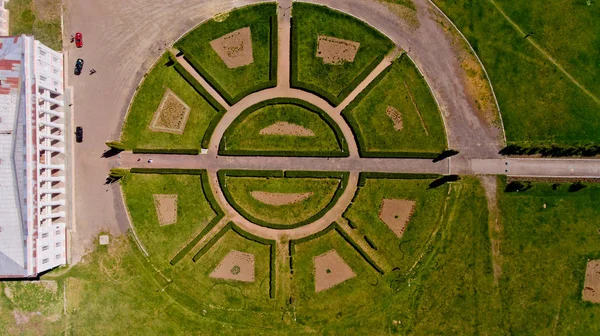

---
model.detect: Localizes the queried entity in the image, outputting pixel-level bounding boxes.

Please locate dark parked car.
[74,58,84,75]
[75,32,83,48]
[75,127,83,143]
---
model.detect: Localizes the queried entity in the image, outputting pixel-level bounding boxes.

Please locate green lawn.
[7,0,62,50]
[498,178,600,334]
[121,54,221,150]
[291,228,388,326]
[291,2,395,106]
[343,177,449,272]
[221,175,341,227]
[170,227,275,314]
[120,173,217,267]
[343,54,447,157]
[175,3,277,104]
[220,100,347,156]
[433,0,600,146]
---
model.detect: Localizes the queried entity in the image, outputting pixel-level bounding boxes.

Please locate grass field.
[498,178,600,334]
[175,3,276,104]
[120,173,217,266]
[433,0,600,146]
[170,227,274,312]
[291,2,395,106]
[343,54,447,156]
[343,177,449,272]
[222,175,340,226]
[220,102,346,156]
[121,54,221,150]
[7,0,62,50]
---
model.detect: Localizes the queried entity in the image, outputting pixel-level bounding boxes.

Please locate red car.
[75,32,83,48]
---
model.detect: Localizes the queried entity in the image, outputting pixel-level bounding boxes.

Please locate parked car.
[75,127,83,143]
[74,58,84,75]
[75,32,83,48]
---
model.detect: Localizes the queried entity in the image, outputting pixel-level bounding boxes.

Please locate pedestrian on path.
[89,68,97,75]
[148,159,153,163]
[70,35,74,43]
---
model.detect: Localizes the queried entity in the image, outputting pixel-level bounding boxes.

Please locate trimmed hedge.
[132,148,200,155]
[289,17,387,107]
[284,170,347,179]
[218,170,350,229]
[130,168,204,175]
[364,235,378,250]
[190,222,232,262]
[358,172,442,187]
[500,143,600,157]
[347,219,357,229]
[179,14,278,106]
[289,222,337,273]
[335,225,384,274]
[219,97,349,157]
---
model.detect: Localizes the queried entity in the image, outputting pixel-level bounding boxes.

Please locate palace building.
[0,35,68,278]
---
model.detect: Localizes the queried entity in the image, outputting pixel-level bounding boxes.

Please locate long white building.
[0,35,67,278]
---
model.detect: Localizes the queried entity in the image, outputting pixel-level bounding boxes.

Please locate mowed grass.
[120,173,216,267]
[343,177,449,272]
[222,103,344,154]
[433,0,600,145]
[223,176,340,225]
[291,228,389,326]
[170,228,276,315]
[498,179,600,334]
[7,0,61,50]
[292,3,395,105]
[175,3,275,103]
[343,54,447,156]
[121,54,220,150]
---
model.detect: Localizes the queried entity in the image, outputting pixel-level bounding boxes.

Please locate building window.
[40,75,47,82]
[55,229,61,236]
[52,56,59,63]
[41,232,49,238]
[55,242,61,247]
[42,258,49,264]
[55,254,61,260]
[39,49,47,56]
[52,67,59,75]
[42,245,49,251]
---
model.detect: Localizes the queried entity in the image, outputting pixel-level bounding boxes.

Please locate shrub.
[105,141,126,151]
[132,148,200,155]
[358,172,442,186]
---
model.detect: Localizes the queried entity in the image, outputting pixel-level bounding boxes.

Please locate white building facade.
[0,35,67,278]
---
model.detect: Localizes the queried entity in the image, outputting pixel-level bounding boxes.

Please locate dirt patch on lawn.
[386,106,403,131]
[153,194,178,225]
[210,250,255,282]
[251,191,313,206]
[316,36,360,65]
[149,89,191,134]
[210,27,254,68]
[33,0,61,21]
[583,260,600,303]
[378,199,416,238]
[314,249,356,292]
[259,122,315,137]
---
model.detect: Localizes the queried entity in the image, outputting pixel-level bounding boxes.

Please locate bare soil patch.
[251,191,313,206]
[210,27,254,68]
[583,260,600,302]
[210,250,255,282]
[316,35,360,65]
[33,0,61,21]
[313,249,356,292]
[153,194,178,226]
[386,106,403,130]
[259,122,315,137]
[149,89,191,134]
[378,199,416,238]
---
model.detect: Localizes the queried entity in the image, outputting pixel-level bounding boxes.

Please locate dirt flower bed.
[583,259,600,303]
[386,106,403,131]
[378,199,416,238]
[316,35,360,65]
[210,27,254,68]
[259,122,316,136]
[250,191,313,205]
[313,249,356,292]
[149,89,191,134]
[210,250,255,282]
[153,194,178,226]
